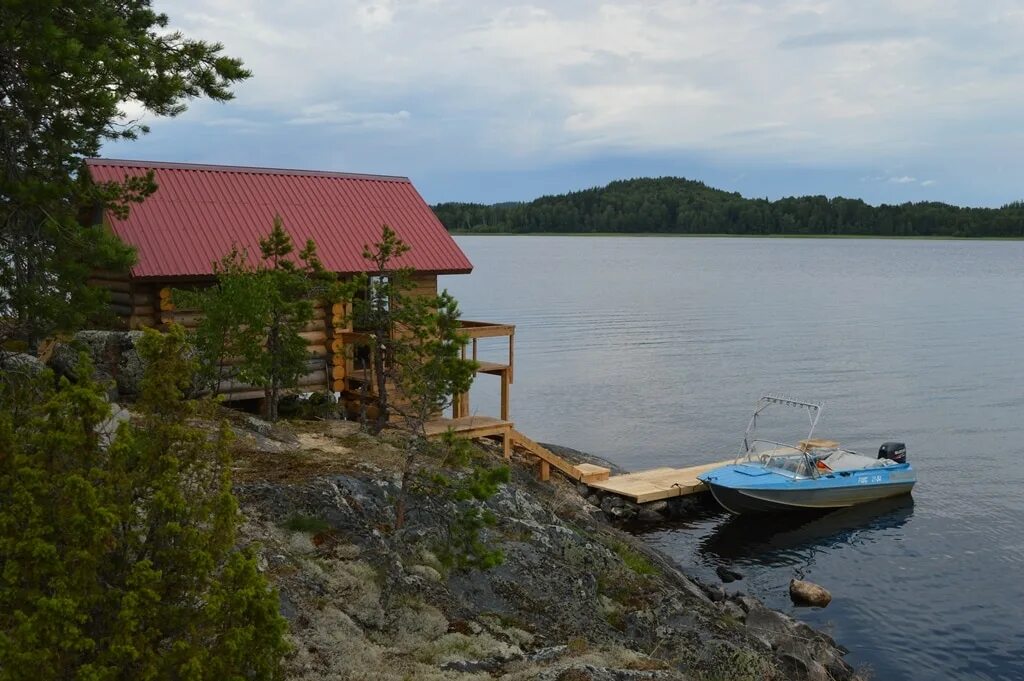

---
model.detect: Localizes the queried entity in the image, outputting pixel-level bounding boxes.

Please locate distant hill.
[432,177,1024,238]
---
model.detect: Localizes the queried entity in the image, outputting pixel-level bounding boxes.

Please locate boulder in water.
[789,578,832,607]
[716,565,744,583]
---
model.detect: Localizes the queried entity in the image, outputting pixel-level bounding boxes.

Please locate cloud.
[109,1,1024,204]
[889,175,917,184]
[779,27,916,49]
[287,104,411,128]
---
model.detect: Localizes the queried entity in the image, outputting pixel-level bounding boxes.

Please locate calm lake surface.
[443,235,1024,681]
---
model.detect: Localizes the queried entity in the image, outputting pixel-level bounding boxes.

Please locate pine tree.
[0,0,250,347]
[0,325,288,679]
[182,216,340,420]
[351,226,508,556]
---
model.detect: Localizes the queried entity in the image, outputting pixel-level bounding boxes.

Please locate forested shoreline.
[433,177,1024,238]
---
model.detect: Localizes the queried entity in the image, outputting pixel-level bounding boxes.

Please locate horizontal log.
[93,269,131,280]
[331,302,344,316]
[219,389,267,402]
[162,311,201,327]
[110,303,133,316]
[298,330,327,344]
[90,278,131,293]
[331,365,345,380]
[128,315,158,330]
[332,379,345,392]
[159,287,173,300]
[110,292,156,308]
[159,298,175,312]
[214,369,328,394]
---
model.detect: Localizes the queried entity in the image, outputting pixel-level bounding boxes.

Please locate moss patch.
[283,514,331,533]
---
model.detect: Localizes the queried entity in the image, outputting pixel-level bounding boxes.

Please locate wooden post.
[538,459,550,481]
[508,331,514,384]
[500,369,510,421]
[472,338,478,362]
[502,430,510,460]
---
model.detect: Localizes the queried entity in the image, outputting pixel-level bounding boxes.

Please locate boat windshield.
[744,440,816,478]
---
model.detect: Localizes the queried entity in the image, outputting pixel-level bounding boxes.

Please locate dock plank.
[590,460,734,503]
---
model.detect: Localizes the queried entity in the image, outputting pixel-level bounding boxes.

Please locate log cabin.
[82,159,515,421]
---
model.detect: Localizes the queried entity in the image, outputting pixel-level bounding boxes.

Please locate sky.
[106,1,1024,207]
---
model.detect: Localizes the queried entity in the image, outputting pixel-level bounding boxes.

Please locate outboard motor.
[878,442,907,464]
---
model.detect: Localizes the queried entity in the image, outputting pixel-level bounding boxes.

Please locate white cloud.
[141,1,1024,185]
[287,104,411,128]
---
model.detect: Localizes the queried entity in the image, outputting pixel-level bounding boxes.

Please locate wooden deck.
[589,460,734,503]
[424,415,514,458]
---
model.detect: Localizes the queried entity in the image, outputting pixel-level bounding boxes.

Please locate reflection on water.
[447,236,1024,681]
[698,496,916,566]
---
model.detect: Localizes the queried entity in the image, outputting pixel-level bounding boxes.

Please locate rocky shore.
[230,418,862,681]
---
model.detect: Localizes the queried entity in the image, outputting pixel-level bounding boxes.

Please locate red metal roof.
[85,158,472,279]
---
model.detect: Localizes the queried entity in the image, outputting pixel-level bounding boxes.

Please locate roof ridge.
[85,157,411,183]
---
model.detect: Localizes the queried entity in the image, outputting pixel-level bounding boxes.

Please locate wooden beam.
[500,370,509,421]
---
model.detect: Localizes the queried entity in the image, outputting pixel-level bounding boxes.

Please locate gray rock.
[705,585,727,602]
[0,352,46,376]
[47,330,148,400]
[96,402,131,448]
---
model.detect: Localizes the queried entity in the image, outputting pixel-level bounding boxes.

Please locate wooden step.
[509,430,611,483]
[574,463,611,483]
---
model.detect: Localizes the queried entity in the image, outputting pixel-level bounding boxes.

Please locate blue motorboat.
[699,394,916,514]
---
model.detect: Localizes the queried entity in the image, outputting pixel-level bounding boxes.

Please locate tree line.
[433,177,1024,238]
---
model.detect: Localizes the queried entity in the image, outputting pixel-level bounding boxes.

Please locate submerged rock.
[790,578,833,607]
[716,565,744,583]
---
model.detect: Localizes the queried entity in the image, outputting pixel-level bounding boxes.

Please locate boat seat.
[821,450,895,472]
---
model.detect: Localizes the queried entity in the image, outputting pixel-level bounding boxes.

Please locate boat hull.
[700,463,917,514]
[705,480,915,514]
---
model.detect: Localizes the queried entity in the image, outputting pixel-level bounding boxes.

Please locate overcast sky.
[106,1,1024,206]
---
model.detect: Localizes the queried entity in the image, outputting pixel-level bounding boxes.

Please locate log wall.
[87,270,160,329]
[89,271,441,408]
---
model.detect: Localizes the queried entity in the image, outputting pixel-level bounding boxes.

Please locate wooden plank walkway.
[589,460,734,503]
[422,415,735,502]
[509,430,610,483]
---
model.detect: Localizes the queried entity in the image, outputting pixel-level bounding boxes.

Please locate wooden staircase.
[509,429,610,483]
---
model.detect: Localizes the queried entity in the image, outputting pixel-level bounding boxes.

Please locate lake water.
[443,235,1024,681]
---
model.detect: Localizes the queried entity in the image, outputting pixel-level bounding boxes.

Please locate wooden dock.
[589,460,734,503]
[423,416,734,503]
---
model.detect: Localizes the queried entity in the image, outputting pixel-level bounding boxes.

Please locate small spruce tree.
[352,226,509,566]
[183,216,339,420]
